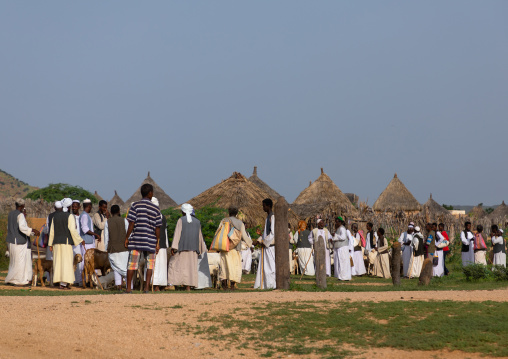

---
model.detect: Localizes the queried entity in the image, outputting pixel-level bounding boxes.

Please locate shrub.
[492,265,508,281]
[462,264,490,281]
[25,183,97,203]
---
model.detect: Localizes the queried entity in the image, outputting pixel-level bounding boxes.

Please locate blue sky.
[1,1,507,206]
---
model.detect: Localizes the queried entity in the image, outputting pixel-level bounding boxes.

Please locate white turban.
[500,229,504,234]
[72,200,80,204]
[181,203,194,223]
[83,199,92,204]
[151,197,160,207]
[61,198,73,212]
[414,226,421,232]
[316,219,323,224]
[55,201,63,209]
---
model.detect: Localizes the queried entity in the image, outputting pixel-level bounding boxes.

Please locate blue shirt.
[127,198,162,253]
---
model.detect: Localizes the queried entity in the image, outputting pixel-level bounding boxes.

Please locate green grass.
[189,300,508,358]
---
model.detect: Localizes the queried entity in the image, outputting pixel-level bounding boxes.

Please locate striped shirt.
[127,198,162,253]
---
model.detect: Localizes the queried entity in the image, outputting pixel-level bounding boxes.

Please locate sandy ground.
[0,287,507,359]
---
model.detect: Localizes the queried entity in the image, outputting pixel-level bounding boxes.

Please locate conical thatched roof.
[248,166,281,200]
[109,190,125,208]
[126,171,177,210]
[291,168,358,220]
[185,172,299,228]
[488,201,508,222]
[422,194,453,221]
[372,173,421,213]
[469,204,487,219]
[94,191,104,201]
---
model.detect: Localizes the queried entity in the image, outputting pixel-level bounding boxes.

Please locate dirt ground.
[0,287,507,359]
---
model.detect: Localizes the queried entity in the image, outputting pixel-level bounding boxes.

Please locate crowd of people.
[4,187,507,290]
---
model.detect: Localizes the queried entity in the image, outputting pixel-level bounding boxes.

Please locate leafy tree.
[25,183,98,203]
[485,207,494,214]
[442,204,454,210]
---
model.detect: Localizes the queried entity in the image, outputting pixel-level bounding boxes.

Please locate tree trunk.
[314,237,327,289]
[418,258,433,286]
[274,197,290,290]
[391,242,401,286]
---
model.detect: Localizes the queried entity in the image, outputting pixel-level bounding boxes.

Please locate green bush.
[25,183,97,203]
[492,265,508,281]
[0,215,8,270]
[462,264,490,281]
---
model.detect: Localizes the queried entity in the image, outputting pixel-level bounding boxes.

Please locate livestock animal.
[206,252,221,289]
[32,253,82,287]
[82,249,111,290]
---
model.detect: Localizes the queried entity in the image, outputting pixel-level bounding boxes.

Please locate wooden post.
[418,258,433,286]
[274,197,290,290]
[314,237,327,289]
[391,242,401,286]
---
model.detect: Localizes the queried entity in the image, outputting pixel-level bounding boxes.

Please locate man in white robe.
[350,223,366,276]
[331,217,351,281]
[461,222,475,266]
[71,200,83,285]
[364,222,378,275]
[308,219,332,277]
[433,230,446,277]
[5,200,40,286]
[241,241,253,274]
[398,223,415,278]
[409,227,424,278]
[254,199,276,289]
[346,225,356,276]
[146,197,168,290]
[492,227,506,268]
[104,205,130,290]
[294,221,314,276]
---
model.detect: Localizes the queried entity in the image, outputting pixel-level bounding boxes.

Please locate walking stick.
[299,248,314,281]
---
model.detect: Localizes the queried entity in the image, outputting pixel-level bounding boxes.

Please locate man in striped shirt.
[124,183,162,293]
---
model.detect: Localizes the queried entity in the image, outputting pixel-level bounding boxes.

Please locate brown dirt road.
[0,288,507,359]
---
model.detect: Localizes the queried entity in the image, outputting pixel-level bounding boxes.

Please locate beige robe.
[219,217,252,283]
[92,212,107,252]
[373,237,391,279]
[49,215,83,284]
[167,218,207,287]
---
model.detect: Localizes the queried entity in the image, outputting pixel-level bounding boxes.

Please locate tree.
[442,204,454,210]
[25,183,98,204]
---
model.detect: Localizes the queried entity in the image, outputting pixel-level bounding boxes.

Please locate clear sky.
[1,1,507,206]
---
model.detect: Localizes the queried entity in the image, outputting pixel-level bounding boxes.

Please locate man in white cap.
[5,199,40,286]
[43,201,64,262]
[307,217,332,277]
[409,226,425,278]
[398,222,415,278]
[79,199,101,260]
[61,198,73,213]
[254,198,277,289]
[331,216,351,281]
[168,202,207,291]
[125,184,162,293]
[147,197,169,291]
[104,204,129,290]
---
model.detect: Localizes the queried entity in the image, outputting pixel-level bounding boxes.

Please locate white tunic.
[492,236,506,268]
[433,231,445,277]
[5,214,34,285]
[461,231,475,266]
[308,228,332,277]
[332,226,351,281]
[351,232,366,276]
[254,215,276,289]
[398,231,414,277]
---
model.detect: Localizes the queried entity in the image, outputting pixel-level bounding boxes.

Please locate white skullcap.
[16,198,25,206]
[414,226,421,232]
[72,200,80,204]
[500,229,504,234]
[83,199,92,204]
[408,225,414,229]
[317,219,323,224]
[151,197,160,207]
[181,203,194,223]
[55,201,63,209]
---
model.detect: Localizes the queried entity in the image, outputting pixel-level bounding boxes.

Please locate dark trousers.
[443,250,449,275]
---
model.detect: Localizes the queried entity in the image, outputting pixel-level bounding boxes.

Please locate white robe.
[196,253,212,289]
[308,228,332,277]
[492,236,506,268]
[103,219,129,285]
[332,226,351,281]
[347,230,356,276]
[433,232,445,277]
[461,231,475,266]
[254,215,276,289]
[5,214,34,285]
[398,231,414,277]
[294,231,315,276]
[409,234,424,278]
[241,246,253,273]
[351,232,366,276]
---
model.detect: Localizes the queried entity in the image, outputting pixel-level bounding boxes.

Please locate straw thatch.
[488,201,508,223]
[94,191,104,202]
[469,204,487,220]
[345,193,359,206]
[185,172,299,228]
[248,166,281,200]
[372,173,421,213]
[291,168,358,220]
[422,193,454,222]
[125,171,177,210]
[109,190,125,208]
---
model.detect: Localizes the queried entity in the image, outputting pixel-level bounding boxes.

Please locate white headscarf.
[61,198,72,212]
[151,197,160,207]
[181,203,194,223]
[55,201,63,209]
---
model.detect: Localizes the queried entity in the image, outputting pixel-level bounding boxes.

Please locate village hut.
[345,193,359,207]
[422,193,454,222]
[126,171,177,210]
[109,190,125,208]
[248,166,281,200]
[487,201,508,224]
[469,204,487,220]
[185,172,299,228]
[94,191,104,202]
[291,168,358,222]
[372,173,421,215]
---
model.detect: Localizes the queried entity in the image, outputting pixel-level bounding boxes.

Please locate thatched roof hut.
[422,194,454,222]
[109,190,125,208]
[248,166,281,200]
[291,168,358,220]
[185,172,298,228]
[94,191,104,202]
[372,173,421,214]
[488,201,508,223]
[469,204,487,220]
[126,171,177,210]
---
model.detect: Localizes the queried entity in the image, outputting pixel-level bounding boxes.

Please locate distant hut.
[109,190,125,208]
[372,173,421,215]
[345,193,359,207]
[291,168,358,222]
[248,166,281,200]
[487,201,508,224]
[185,172,299,228]
[126,171,177,210]
[422,194,454,222]
[94,191,104,202]
[469,204,487,220]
